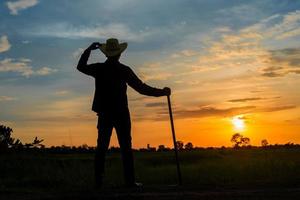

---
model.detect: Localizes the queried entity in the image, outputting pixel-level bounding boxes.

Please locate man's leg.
[95,113,113,186]
[114,109,135,185]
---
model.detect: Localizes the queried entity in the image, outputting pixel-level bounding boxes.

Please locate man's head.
[99,38,127,59]
[106,53,121,62]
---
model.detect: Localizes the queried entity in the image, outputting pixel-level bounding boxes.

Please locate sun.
[232,116,245,131]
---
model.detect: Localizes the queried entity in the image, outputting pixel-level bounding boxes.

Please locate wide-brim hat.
[99,38,127,57]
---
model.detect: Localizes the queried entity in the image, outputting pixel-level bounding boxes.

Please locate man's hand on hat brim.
[88,42,102,50]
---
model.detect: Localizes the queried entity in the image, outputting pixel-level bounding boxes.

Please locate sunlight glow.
[232,116,245,131]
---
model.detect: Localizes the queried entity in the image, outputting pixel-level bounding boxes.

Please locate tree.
[24,137,44,149]
[157,145,170,151]
[261,139,269,147]
[241,137,250,146]
[0,125,19,150]
[147,144,156,151]
[184,142,194,150]
[231,133,250,148]
[176,141,184,150]
[1,124,44,151]
[158,145,166,151]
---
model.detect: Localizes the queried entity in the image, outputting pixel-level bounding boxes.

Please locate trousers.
[94,108,135,185]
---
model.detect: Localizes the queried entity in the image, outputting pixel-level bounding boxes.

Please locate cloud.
[145,102,166,107]
[258,105,297,113]
[139,62,173,81]
[217,4,263,22]
[54,90,69,96]
[0,96,16,101]
[72,48,84,59]
[188,10,300,79]
[0,58,57,77]
[242,10,300,40]
[16,114,95,123]
[28,22,158,42]
[35,67,57,76]
[270,10,300,40]
[102,0,139,11]
[22,40,31,44]
[173,106,255,119]
[228,96,281,102]
[140,72,172,81]
[0,35,11,53]
[151,106,256,121]
[187,28,265,75]
[141,103,296,121]
[215,26,232,33]
[170,105,296,119]
[261,48,300,77]
[228,97,262,103]
[9,96,93,123]
[6,0,39,15]
[171,49,198,58]
[129,96,148,102]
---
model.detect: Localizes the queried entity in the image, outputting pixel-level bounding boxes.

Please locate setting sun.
[232,116,245,131]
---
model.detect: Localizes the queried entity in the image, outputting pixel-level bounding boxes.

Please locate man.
[77,38,171,187]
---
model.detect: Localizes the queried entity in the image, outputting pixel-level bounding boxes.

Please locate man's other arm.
[127,67,170,97]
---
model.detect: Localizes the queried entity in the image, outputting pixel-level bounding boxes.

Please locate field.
[1,148,300,199]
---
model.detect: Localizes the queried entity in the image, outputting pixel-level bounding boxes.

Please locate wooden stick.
[167,95,182,185]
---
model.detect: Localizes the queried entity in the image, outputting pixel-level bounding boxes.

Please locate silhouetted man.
[77,38,170,187]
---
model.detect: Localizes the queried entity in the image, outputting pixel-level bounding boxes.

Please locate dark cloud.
[137,104,296,121]
[171,105,296,119]
[174,106,255,118]
[262,66,284,72]
[129,96,148,101]
[145,102,167,107]
[153,106,256,120]
[262,47,300,77]
[228,96,281,103]
[262,71,285,77]
[289,69,300,74]
[237,116,248,120]
[250,90,262,93]
[270,48,300,67]
[258,105,296,112]
[228,97,262,102]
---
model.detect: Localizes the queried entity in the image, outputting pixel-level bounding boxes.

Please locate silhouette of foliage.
[261,139,269,147]
[176,141,184,150]
[0,125,23,151]
[156,145,165,151]
[147,144,156,152]
[0,124,44,152]
[0,125,13,150]
[24,137,45,149]
[184,142,194,150]
[231,133,250,148]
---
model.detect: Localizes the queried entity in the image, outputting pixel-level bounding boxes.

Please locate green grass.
[1,148,300,192]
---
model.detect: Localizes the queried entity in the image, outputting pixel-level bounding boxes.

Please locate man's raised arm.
[127,67,170,97]
[77,42,101,76]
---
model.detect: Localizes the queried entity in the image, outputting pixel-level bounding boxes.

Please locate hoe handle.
[167,95,182,185]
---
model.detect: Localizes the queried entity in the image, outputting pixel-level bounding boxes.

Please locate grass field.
[1,148,300,199]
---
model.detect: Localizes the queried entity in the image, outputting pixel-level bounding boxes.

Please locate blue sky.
[1,0,300,147]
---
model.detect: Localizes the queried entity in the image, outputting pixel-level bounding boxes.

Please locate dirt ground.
[1,186,300,200]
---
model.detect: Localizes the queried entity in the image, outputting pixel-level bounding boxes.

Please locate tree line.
[1,124,299,153]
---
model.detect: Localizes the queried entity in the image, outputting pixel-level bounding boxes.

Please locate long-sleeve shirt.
[77,49,165,113]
